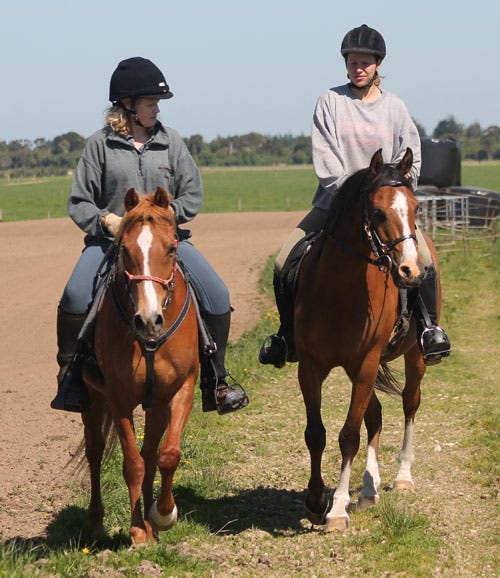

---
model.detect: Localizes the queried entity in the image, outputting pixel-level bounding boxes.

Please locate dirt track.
[0,211,305,541]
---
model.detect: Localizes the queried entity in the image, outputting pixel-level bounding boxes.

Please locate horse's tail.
[374,363,403,396]
[67,406,118,475]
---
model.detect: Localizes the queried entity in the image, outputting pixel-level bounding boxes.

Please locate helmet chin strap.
[119,98,145,127]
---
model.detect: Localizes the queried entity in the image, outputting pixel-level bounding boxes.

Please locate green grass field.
[0,163,499,222]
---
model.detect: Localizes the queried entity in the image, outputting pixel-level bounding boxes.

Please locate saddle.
[276,232,416,362]
[76,242,215,394]
[273,232,318,361]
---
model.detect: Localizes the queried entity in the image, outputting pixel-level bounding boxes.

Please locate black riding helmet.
[341,24,386,61]
[109,57,173,103]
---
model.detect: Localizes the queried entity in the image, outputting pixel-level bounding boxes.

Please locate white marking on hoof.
[393,479,416,492]
[148,501,178,530]
[324,514,350,532]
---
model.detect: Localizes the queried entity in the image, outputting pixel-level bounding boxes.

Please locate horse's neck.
[329,206,366,252]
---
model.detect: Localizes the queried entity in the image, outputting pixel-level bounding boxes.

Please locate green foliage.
[1,163,497,222]
[1,118,499,179]
[345,494,441,577]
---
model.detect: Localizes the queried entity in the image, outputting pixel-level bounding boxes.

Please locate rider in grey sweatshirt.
[311,84,421,211]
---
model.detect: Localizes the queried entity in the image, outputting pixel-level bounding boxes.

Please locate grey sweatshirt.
[311,84,421,211]
[67,123,203,238]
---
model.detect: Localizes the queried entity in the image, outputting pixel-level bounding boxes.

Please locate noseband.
[362,179,417,273]
[125,262,178,310]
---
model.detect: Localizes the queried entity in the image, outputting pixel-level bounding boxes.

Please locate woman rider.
[259,24,451,368]
[51,57,249,415]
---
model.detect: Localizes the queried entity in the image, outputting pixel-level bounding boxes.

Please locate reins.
[332,176,417,274]
[111,254,192,410]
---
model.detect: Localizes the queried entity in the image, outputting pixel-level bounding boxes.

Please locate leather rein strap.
[111,265,192,410]
[362,178,417,272]
[330,178,417,273]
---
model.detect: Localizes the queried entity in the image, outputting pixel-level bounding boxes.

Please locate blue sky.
[1,0,496,143]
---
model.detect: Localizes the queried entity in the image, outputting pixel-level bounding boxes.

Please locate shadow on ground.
[1,484,312,558]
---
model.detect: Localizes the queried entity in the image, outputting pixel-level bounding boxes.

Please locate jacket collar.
[106,122,170,148]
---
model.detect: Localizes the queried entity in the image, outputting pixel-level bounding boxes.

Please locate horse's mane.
[325,161,411,234]
[324,168,367,234]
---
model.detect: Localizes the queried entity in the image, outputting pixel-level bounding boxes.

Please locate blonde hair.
[105,104,132,137]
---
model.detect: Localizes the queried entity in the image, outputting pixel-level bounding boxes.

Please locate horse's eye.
[373,209,387,223]
[167,244,177,257]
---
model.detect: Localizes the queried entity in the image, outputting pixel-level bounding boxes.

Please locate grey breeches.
[60,238,230,316]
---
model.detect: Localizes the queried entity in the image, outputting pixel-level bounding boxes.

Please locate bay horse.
[295,148,440,531]
[81,186,199,544]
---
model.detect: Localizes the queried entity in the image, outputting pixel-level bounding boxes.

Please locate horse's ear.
[397,147,413,175]
[153,186,171,208]
[369,149,384,178]
[124,188,140,211]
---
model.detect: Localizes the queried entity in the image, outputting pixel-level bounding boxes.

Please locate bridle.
[362,179,418,273]
[124,261,178,310]
[332,177,417,274]
[111,238,192,409]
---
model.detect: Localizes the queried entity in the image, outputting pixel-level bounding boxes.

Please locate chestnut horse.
[295,148,440,531]
[82,186,199,544]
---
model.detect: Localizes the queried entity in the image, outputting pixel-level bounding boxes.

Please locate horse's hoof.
[393,479,415,492]
[305,495,331,525]
[129,527,148,545]
[149,502,178,531]
[324,514,350,532]
[306,506,327,525]
[357,494,379,510]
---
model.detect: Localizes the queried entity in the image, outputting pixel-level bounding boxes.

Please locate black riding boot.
[50,306,92,412]
[199,311,249,414]
[415,266,451,366]
[258,268,295,368]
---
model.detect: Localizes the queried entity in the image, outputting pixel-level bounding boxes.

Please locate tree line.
[0,116,498,179]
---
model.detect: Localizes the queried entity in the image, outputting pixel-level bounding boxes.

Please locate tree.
[432,115,463,139]
[465,123,482,139]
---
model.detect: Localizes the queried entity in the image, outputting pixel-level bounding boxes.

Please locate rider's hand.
[102,213,123,237]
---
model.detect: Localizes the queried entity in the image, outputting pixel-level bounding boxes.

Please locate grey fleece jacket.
[67,123,202,238]
[312,84,421,211]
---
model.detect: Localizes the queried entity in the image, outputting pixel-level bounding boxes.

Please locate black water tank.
[418,138,461,188]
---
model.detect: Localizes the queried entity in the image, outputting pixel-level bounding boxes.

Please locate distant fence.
[415,188,499,251]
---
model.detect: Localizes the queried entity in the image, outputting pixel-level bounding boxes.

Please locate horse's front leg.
[327,359,379,531]
[358,392,382,509]
[148,380,195,532]
[298,360,330,525]
[112,409,151,544]
[141,405,169,532]
[81,393,107,538]
[394,346,424,491]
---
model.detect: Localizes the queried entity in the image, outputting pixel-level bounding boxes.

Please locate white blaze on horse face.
[392,190,418,262]
[137,224,159,314]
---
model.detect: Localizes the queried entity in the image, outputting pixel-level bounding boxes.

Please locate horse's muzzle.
[134,312,164,339]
